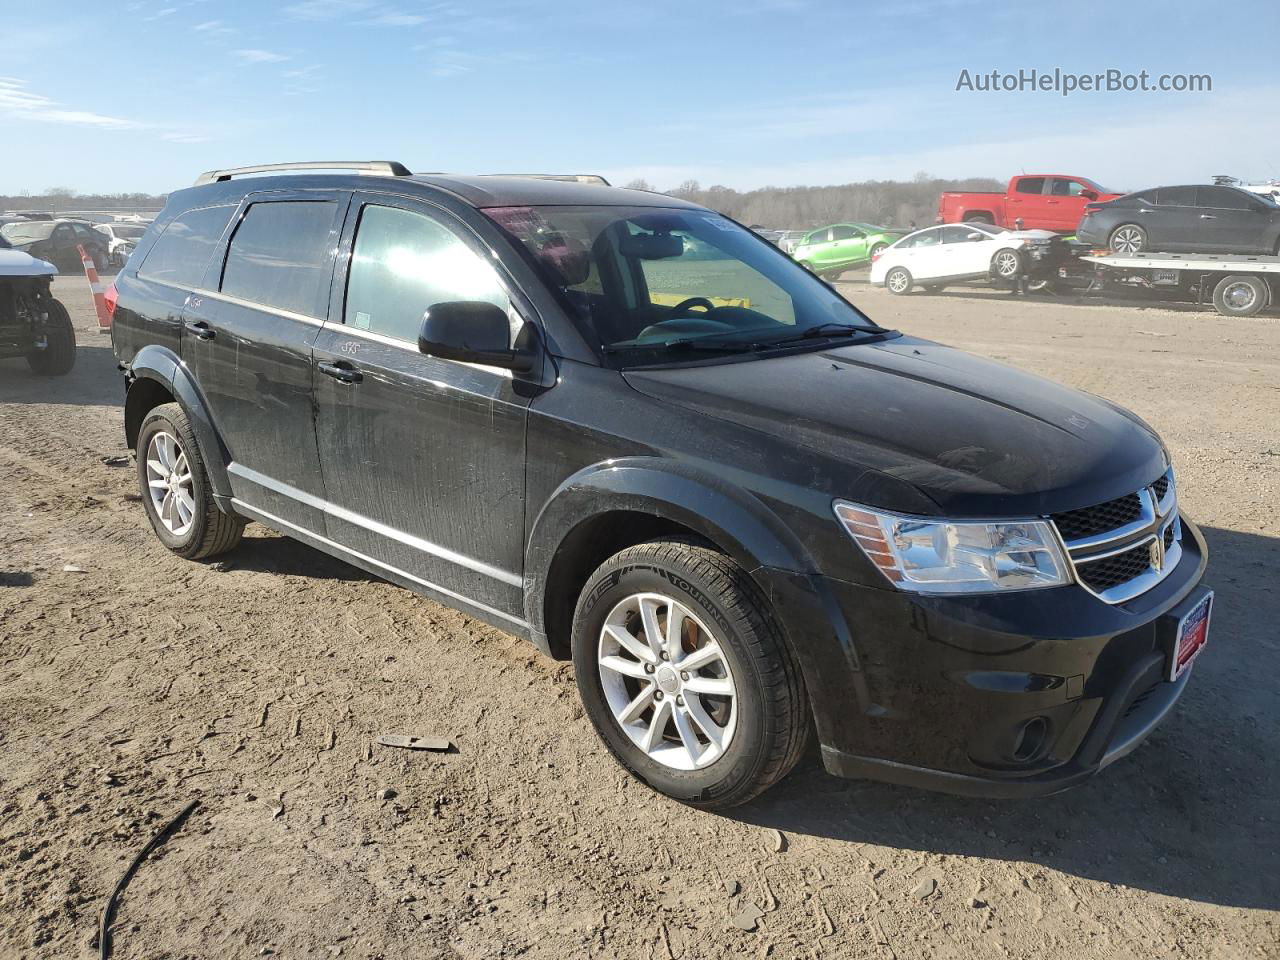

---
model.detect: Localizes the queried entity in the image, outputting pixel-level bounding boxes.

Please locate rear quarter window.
[137,205,235,287]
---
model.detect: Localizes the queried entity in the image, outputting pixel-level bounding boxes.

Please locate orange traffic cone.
[76,243,112,330]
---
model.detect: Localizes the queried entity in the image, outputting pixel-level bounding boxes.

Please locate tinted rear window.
[220,201,336,317]
[138,205,235,286]
[1155,186,1198,206]
[1015,177,1045,195]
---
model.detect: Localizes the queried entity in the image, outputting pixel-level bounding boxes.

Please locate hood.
[623,336,1167,517]
[0,248,57,278]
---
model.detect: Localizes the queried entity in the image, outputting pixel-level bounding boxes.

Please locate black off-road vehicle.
[0,243,75,376]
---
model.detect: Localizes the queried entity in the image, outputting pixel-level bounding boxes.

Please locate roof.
[409,174,701,209]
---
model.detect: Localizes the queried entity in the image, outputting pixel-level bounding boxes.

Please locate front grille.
[1078,542,1153,592]
[1051,469,1181,604]
[1051,493,1143,541]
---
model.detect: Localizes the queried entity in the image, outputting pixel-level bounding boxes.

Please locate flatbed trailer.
[1081,251,1280,317]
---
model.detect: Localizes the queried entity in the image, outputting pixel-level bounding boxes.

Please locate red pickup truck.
[938,175,1122,233]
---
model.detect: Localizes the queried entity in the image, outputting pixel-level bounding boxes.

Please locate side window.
[831,225,862,241]
[903,229,942,248]
[1155,186,1198,206]
[806,228,830,245]
[138,205,235,286]
[1197,187,1254,210]
[939,226,977,244]
[1015,177,1046,195]
[344,205,507,343]
[221,201,336,317]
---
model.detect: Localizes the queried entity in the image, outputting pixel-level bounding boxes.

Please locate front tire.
[25,299,76,376]
[885,267,913,295]
[1109,224,1147,254]
[136,403,245,560]
[991,247,1024,280]
[571,540,811,809]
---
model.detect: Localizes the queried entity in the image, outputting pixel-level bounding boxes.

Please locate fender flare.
[522,458,815,640]
[124,344,233,500]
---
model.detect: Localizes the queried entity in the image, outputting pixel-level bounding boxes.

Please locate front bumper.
[758,517,1209,798]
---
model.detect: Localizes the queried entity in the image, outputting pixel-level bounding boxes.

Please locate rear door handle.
[1199,214,1217,219]
[184,320,215,341]
[317,360,362,384]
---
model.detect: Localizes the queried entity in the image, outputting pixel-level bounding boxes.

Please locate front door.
[1045,177,1095,232]
[310,194,534,622]
[182,191,348,533]
[1004,176,1049,229]
[1195,186,1271,253]
[827,225,868,268]
[1150,187,1201,251]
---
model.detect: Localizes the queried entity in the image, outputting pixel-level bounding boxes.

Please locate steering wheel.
[667,296,716,317]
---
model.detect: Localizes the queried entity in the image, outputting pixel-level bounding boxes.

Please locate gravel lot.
[2,273,1277,959]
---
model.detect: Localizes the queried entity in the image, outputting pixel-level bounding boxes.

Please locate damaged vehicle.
[0,241,75,376]
[110,162,1211,808]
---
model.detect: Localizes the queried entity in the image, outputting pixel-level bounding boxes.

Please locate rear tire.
[885,267,913,295]
[1211,275,1268,317]
[1109,224,1146,254]
[25,299,76,376]
[136,403,245,560]
[571,540,811,809]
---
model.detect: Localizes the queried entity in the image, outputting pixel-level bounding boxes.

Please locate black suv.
[111,161,1212,808]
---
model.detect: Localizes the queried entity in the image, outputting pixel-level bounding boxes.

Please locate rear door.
[309,193,534,620]
[894,227,948,278]
[944,225,1000,276]
[1195,186,1271,253]
[181,190,348,534]
[1003,177,1048,229]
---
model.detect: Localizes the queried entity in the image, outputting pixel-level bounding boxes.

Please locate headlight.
[834,501,1070,594]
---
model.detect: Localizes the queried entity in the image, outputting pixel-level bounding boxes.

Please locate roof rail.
[482,174,611,186]
[193,160,412,187]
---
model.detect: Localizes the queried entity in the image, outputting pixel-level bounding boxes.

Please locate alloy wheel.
[144,430,195,536]
[887,270,909,293]
[994,250,1020,277]
[1112,227,1144,253]
[597,592,737,771]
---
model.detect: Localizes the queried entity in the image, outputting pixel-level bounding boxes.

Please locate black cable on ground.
[99,799,201,960]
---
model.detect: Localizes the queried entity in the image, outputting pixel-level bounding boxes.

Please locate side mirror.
[1080,189,1099,201]
[418,301,536,373]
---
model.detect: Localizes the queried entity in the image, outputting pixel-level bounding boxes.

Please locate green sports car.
[793,222,904,278]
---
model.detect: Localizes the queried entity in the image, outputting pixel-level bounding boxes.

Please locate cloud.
[0,78,145,130]
[283,0,373,19]
[194,19,235,34]
[363,11,430,26]
[162,132,211,144]
[234,48,290,63]
[283,64,323,95]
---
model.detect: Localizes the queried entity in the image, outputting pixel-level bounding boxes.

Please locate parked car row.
[0,217,150,271]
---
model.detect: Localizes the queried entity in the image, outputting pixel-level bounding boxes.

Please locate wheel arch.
[524,460,814,660]
[124,344,234,500]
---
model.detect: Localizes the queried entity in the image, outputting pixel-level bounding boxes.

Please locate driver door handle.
[1199,214,1217,219]
[184,320,215,341]
[317,360,362,384]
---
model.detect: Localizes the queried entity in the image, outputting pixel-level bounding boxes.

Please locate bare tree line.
[627,173,1004,230]
[5,173,1006,230]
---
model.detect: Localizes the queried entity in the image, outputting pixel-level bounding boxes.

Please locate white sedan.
[868,222,1056,294]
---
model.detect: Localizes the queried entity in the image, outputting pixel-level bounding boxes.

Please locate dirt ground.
[1,272,1277,960]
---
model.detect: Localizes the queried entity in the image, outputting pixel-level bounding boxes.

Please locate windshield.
[1079,177,1111,194]
[1,221,56,243]
[484,205,887,365]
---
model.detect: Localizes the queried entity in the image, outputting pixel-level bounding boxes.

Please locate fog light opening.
[1012,716,1050,763]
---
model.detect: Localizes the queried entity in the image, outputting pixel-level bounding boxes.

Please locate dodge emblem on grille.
[1149,538,1165,572]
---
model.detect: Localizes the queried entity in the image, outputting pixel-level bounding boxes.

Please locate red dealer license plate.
[1169,591,1212,681]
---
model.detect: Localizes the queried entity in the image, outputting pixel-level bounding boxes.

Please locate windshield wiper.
[764,321,889,345]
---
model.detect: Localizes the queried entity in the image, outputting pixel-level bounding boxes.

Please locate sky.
[1,0,1278,196]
